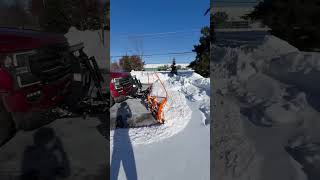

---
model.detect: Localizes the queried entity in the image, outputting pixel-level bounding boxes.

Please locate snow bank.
[176,74,210,125]
[213,35,320,81]
[153,72,210,125]
[214,34,320,127]
[155,72,210,125]
[213,32,320,179]
[110,71,210,146]
[64,27,108,68]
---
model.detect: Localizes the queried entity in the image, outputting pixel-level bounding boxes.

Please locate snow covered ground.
[110,71,210,180]
[213,31,320,180]
[0,117,108,180]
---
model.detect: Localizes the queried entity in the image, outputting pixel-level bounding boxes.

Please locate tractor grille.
[29,44,72,83]
[119,77,132,87]
[115,77,134,94]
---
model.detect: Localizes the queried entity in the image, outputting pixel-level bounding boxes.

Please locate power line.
[114,28,204,38]
[141,55,195,64]
[111,53,196,63]
[111,51,194,58]
[115,34,201,42]
[117,32,201,40]
[111,56,195,64]
[118,47,195,53]
[111,51,195,58]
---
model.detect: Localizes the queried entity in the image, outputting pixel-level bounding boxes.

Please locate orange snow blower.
[144,73,168,124]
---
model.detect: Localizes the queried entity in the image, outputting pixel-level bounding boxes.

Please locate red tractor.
[108,72,143,106]
[0,28,108,146]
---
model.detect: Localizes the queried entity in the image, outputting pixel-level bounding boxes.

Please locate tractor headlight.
[4,56,14,68]
[112,78,120,86]
[14,51,34,74]
[13,51,39,88]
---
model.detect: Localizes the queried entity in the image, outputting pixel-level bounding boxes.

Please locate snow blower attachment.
[109,72,168,129]
[144,73,168,124]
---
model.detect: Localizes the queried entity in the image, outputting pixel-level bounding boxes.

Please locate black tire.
[0,101,16,146]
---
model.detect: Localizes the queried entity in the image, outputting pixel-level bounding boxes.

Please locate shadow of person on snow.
[111,102,137,180]
[20,127,70,180]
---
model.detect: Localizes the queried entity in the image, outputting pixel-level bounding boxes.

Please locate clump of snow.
[65,27,108,68]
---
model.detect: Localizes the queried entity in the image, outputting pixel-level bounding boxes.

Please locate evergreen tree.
[170,58,178,75]
[188,26,210,77]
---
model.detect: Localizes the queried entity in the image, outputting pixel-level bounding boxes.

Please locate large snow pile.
[110,71,210,146]
[214,34,320,127]
[169,73,210,125]
[65,27,108,68]
[131,71,210,124]
[148,72,210,125]
[213,34,320,179]
[213,35,320,80]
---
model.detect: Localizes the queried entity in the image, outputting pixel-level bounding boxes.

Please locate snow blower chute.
[144,73,168,124]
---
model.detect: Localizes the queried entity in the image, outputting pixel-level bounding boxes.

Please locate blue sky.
[110,0,210,64]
